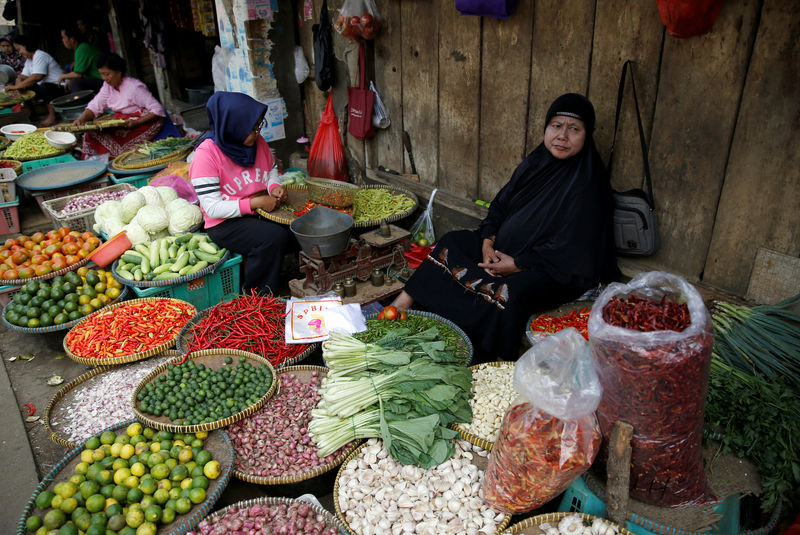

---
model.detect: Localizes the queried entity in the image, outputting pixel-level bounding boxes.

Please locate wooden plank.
[298,0,328,141]
[526,0,595,156]
[400,1,439,186]
[606,421,634,526]
[703,0,800,294]
[479,3,533,202]
[437,4,481,198]
[369,0,403,173]
[646,0,760,279]
[588,0,664,189]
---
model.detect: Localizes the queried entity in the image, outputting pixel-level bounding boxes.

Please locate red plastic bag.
[308,93,349,182]
[657,0,725,38]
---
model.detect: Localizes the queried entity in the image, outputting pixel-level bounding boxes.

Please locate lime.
[85,494,105,514]
[120,444,135,460]
[126,487,144,504]
[203,460,221,479]
[109,442,123,458]
[188,487,206,504]
[130,462,146,477]
[169,464,188,482]
[136,521,157,535]
[174,497,192,514]
[113,468,131,486]
[100,484,115,499]
[26,515,42,532]
[43,509,67,530]
[143,504,162,523]
[59,497,79,515]
[139,476,157,495]
[100,430,116,445]
[55,481,77,499]
[160,506,176,524]
[105,503,123,517]
[57,522,78,535]
[111,458,129,471]
[72,512,91,532]
[152,488,169,505]
[51,495,64,509]
[191,476,209,490]
[195,450,211,466]
[111,485,128,503]
[107,513,126,532]
[85,524,104,535]
[36,490,55,509]
[125,508,144,529]
[79,481,99,500]
[94,469,112,485]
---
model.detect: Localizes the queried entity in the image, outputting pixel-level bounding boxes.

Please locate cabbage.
[104,218,125,237]
[93,200,121,232]
[122,222,149,246]
[135,205,169,234]
[168,202,203,235]
[138,185,163,207]
[156,186,179,204]
[167,197,190,211]
[149,229,170,239]
[120,191,146,223]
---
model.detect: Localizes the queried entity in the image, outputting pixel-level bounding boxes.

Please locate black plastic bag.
[313,0,335,92]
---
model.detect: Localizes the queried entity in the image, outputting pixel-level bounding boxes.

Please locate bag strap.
[358,42,367,90]
[609,60,655,210]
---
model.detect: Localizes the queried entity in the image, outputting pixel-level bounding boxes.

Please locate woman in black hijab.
[394,93,619,361]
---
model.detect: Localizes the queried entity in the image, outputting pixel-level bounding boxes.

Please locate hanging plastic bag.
[657,0,726,38]
[409,189,437,246]
[308,93,349,182]
[370,81,390,129]
[294,46,310,84]
[312,0,335,91]
[588,271,716,507]
[334,0,382,41]
[211,46,228,92]
[482,329,603,514]
[347,42,375,140]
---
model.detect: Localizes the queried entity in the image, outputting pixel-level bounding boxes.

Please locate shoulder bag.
[347,42,375,140]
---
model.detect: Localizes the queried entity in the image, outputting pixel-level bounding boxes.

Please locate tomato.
[86,237,100,249]
[0,263,9,272]
[51,258,67,270]
[0,249,10,259]
[62,235,76,244]
[382,305,398,321]
[398,310,408,321]
[65,254,81,266]
[22,240,36,250]
[34,264,52,276]
[77,249,89,259]
[31,232,45,243]
[4,238,18,248]
[30,254,48,265]
[62,242,79,255]
[51,252,65,260]
[2,269,19,280]
[81,232,94,241]
[16,234,30,243]
[17,267,34,279]
[43,244,60,256]
[11,251,28,265]
[57,227,70,238]
[68,230,82,239]
[46,230,58,240]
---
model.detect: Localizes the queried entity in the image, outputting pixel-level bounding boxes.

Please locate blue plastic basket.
[130,254,242,311]
[110,173,155,189]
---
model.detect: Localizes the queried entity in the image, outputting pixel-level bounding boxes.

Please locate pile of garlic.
[503,515,620,535]
[337,438,506,535]
[458,362,517,442]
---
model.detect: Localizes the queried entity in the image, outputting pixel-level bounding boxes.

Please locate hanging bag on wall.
[308,93,350,182]
[313,0,335,92]
[347,42,375,140]
[609,60,659,256]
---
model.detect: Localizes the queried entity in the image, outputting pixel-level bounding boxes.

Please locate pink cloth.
[189,137,280,228]
[86,76,166,118]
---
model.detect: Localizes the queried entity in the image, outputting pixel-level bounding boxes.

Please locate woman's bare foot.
[391,290,414,309]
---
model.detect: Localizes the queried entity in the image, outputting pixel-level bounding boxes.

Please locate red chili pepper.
[601,295,690,332]
[24,403,35,416]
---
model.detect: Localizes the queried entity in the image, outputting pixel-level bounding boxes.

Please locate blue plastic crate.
[21,153,77,173]
[0,193,21,234]
[110,173,155,189]
[559,476,740,535]
[129,254,242,311]
[0,284,21,307]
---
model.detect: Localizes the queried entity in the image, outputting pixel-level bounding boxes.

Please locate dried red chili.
[293,200,353,218]
[482,404,601,514]
[185,291,310,367]
[530,308,591,340]
[602,294,690,332]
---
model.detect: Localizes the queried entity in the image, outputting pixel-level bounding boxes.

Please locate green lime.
[188,487,206,504]
[160,506,176,524]
[107,512,126,532]
[111,485,128,503]
[64,301,78,313]
[127,487,144,504]
[85,494,105,514]
[25,514,42,532]
[43,509,67,530]
[38,313,53,327]
[125,508,144,529]
[73,512,91,532]
[58,522,78,535]
[100,430,116,445]
[84,524,104,535]
[35,490,55,510]
[143,504,162,523]
[68,310,81,321]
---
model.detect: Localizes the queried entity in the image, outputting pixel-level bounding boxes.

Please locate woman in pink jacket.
[190,92,292,295]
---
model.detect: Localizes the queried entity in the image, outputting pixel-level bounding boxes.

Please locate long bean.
[352,189,415,222]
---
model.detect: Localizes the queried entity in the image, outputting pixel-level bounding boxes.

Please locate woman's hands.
[270,185,286,201]
[249,193,280,213]
[478,238,521,277]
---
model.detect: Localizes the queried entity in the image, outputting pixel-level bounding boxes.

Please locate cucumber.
[145,272,156,281]
[168,244,179,258]
[187,236,200,251]
[187,260,209,274]
[197,241,218,255]
[118,269,134,280]
[121,253,143,265]
[174,233,193,245]
[154,272,181,281]
[140,257,151,275]
[187,251,197,265]
[176,244,187,258]
[152,263,173,274]
[133,268,143,282]
[170,251,189,272]
[149,238,161,267]
[178,265,194,276]
[135,243,151,257]
[193,250,222,263]
[159,242,170,265]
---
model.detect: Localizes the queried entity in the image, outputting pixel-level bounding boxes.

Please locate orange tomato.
[51,252,65,260]
[62,235,76,244]
[3,238,18,248]
[11,251,28,265]
[0,263,9,272]
[0,249,10,259]
[2,269,18,279]
[30,244,42,252]
[51,257,67,270]
[31,232,45,243]
[23,240,36,250]
[17,267,34,279]
[81,232,94,241]
[65,254,81,265]
[57,227,70,238]
[30,254,49,265]
[46,230,58,240]
[86,237,101,248]
[34,264,52,276]
[16,234,30,243]
[62,242,79,255]
[77,249,89,259]
[43,244,60,256]
[382,306,398,320]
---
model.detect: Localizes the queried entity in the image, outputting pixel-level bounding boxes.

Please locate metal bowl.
[289,205,353,258]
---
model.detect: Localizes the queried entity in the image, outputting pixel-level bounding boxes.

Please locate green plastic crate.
[110,173,155,189]
[21,153,77,173]
[130,254,242,311]
[0,284,21,307]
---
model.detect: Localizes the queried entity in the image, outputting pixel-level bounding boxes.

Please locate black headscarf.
[206,92,267,167]
[479,93,618,288]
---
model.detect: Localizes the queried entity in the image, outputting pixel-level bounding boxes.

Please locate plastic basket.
[130,254,242,311]
[41,183,136,233]
[0,167,18,203]
[20,153,76,173]
[31,176,112,218]
[0,193,21,234]
[109,172,155,188]
[0,284,20,307]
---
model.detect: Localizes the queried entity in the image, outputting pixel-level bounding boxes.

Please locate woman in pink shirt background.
[73,53,166,159]
[190,92,293,295]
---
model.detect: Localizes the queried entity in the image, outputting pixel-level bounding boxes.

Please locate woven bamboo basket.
[334,441,511,535]
[131,349,278,433]
[4,133,69,161]
[307,177,360,208]
[256,183,311,225]
[63,297,197,365]
[2,285,129,335]
[0,89,34,108]
[16,419,235,535]
[111,248,230,288]
[198,496,346,532]
[450,361,517,451]
[175,304,318,369]
[51,117,126,132]
[0,255,90,286]
[0,158,22,175]
[111,144,194,170]
[232,365,362,485]
[351,183,418,228]
[44,350,181,448]
[502,513,634,535]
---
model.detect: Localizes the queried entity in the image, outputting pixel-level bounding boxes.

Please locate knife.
[402,131,418,177]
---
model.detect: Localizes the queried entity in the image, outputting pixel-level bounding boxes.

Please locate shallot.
[57,189,129,217]
[192,501,339,535]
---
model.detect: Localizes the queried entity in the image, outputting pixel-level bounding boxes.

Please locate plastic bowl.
[1,123,37,141]
[87,230,132,268]
[44,130,78,150]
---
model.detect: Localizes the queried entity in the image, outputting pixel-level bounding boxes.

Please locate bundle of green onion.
[136,136,197,160]
[712,294,800,388]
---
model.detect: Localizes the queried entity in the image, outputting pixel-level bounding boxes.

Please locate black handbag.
[609,60,659,256]
[312,0,335,92]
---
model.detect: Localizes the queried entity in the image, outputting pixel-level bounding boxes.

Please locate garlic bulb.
[558,515,586,535]
[591,518,620,535]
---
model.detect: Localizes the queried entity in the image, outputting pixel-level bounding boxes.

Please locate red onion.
[57,190,128,216]
[196,502,339,535]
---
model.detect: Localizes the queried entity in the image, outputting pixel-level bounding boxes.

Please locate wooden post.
[606,420,633,526]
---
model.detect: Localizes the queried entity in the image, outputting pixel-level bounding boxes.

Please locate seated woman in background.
[57,23,103,93]
[0,36,25,74]
[394,93,620,361]
[4,34,64,126]
[190,92,291,296]
[73,53,166,159]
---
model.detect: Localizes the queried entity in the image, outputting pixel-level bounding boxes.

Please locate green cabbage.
[138,185,163,207]
[120,191,146,223]
[93,200,121,233]
[122,221,149,245]
[135,205,169,234]
[167,202,203,235]
[156,186,179,204]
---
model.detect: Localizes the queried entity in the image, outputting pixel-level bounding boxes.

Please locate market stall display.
[176,293,317,368]
[502,512,631,535]
[45,352,180,448]
[112,233,229,287]
[334,438,511,535]
[3,132,69,161]
[529,307,591,342]
[0,158,22,177]
[64,298,197,365]
[228,365,360,485]
[111,136,198,171]
[16,420,234,535]
[194,496,345,534]
[0,90,35,107]
[451,362,516,449]
[41,184,136,234]
[0,228,100,283]
[132,349,278,433]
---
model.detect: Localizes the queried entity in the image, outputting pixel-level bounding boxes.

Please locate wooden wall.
[296,0,799,297]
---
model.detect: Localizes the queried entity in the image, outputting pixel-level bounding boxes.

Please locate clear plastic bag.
[482,329,603,514]
[293,46,310,84]
[334,0,382,41]
[587,271,716,507]
[410,188,437,247]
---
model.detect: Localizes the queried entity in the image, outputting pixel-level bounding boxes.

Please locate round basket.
[232,365,362,485]
[256,183,311,225]
[0,256,91,286]
[0,89,35,108]
[111,144,193,170]
[361,309,473,364]
[1,285,129,334]
[334,441,511,535]
[44,350,181,448]
[503,513,633,535]
[197,496,346,533]
[175,305,318,369]
[6,145,70,162]
[450,361,517,451]
[111,249,230,288]
[63,297,197,366]
[0,158,22,175]
[16,419,235,535]
[307,176,360,208]
[131,349,279,433]
[351,184,418,228]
